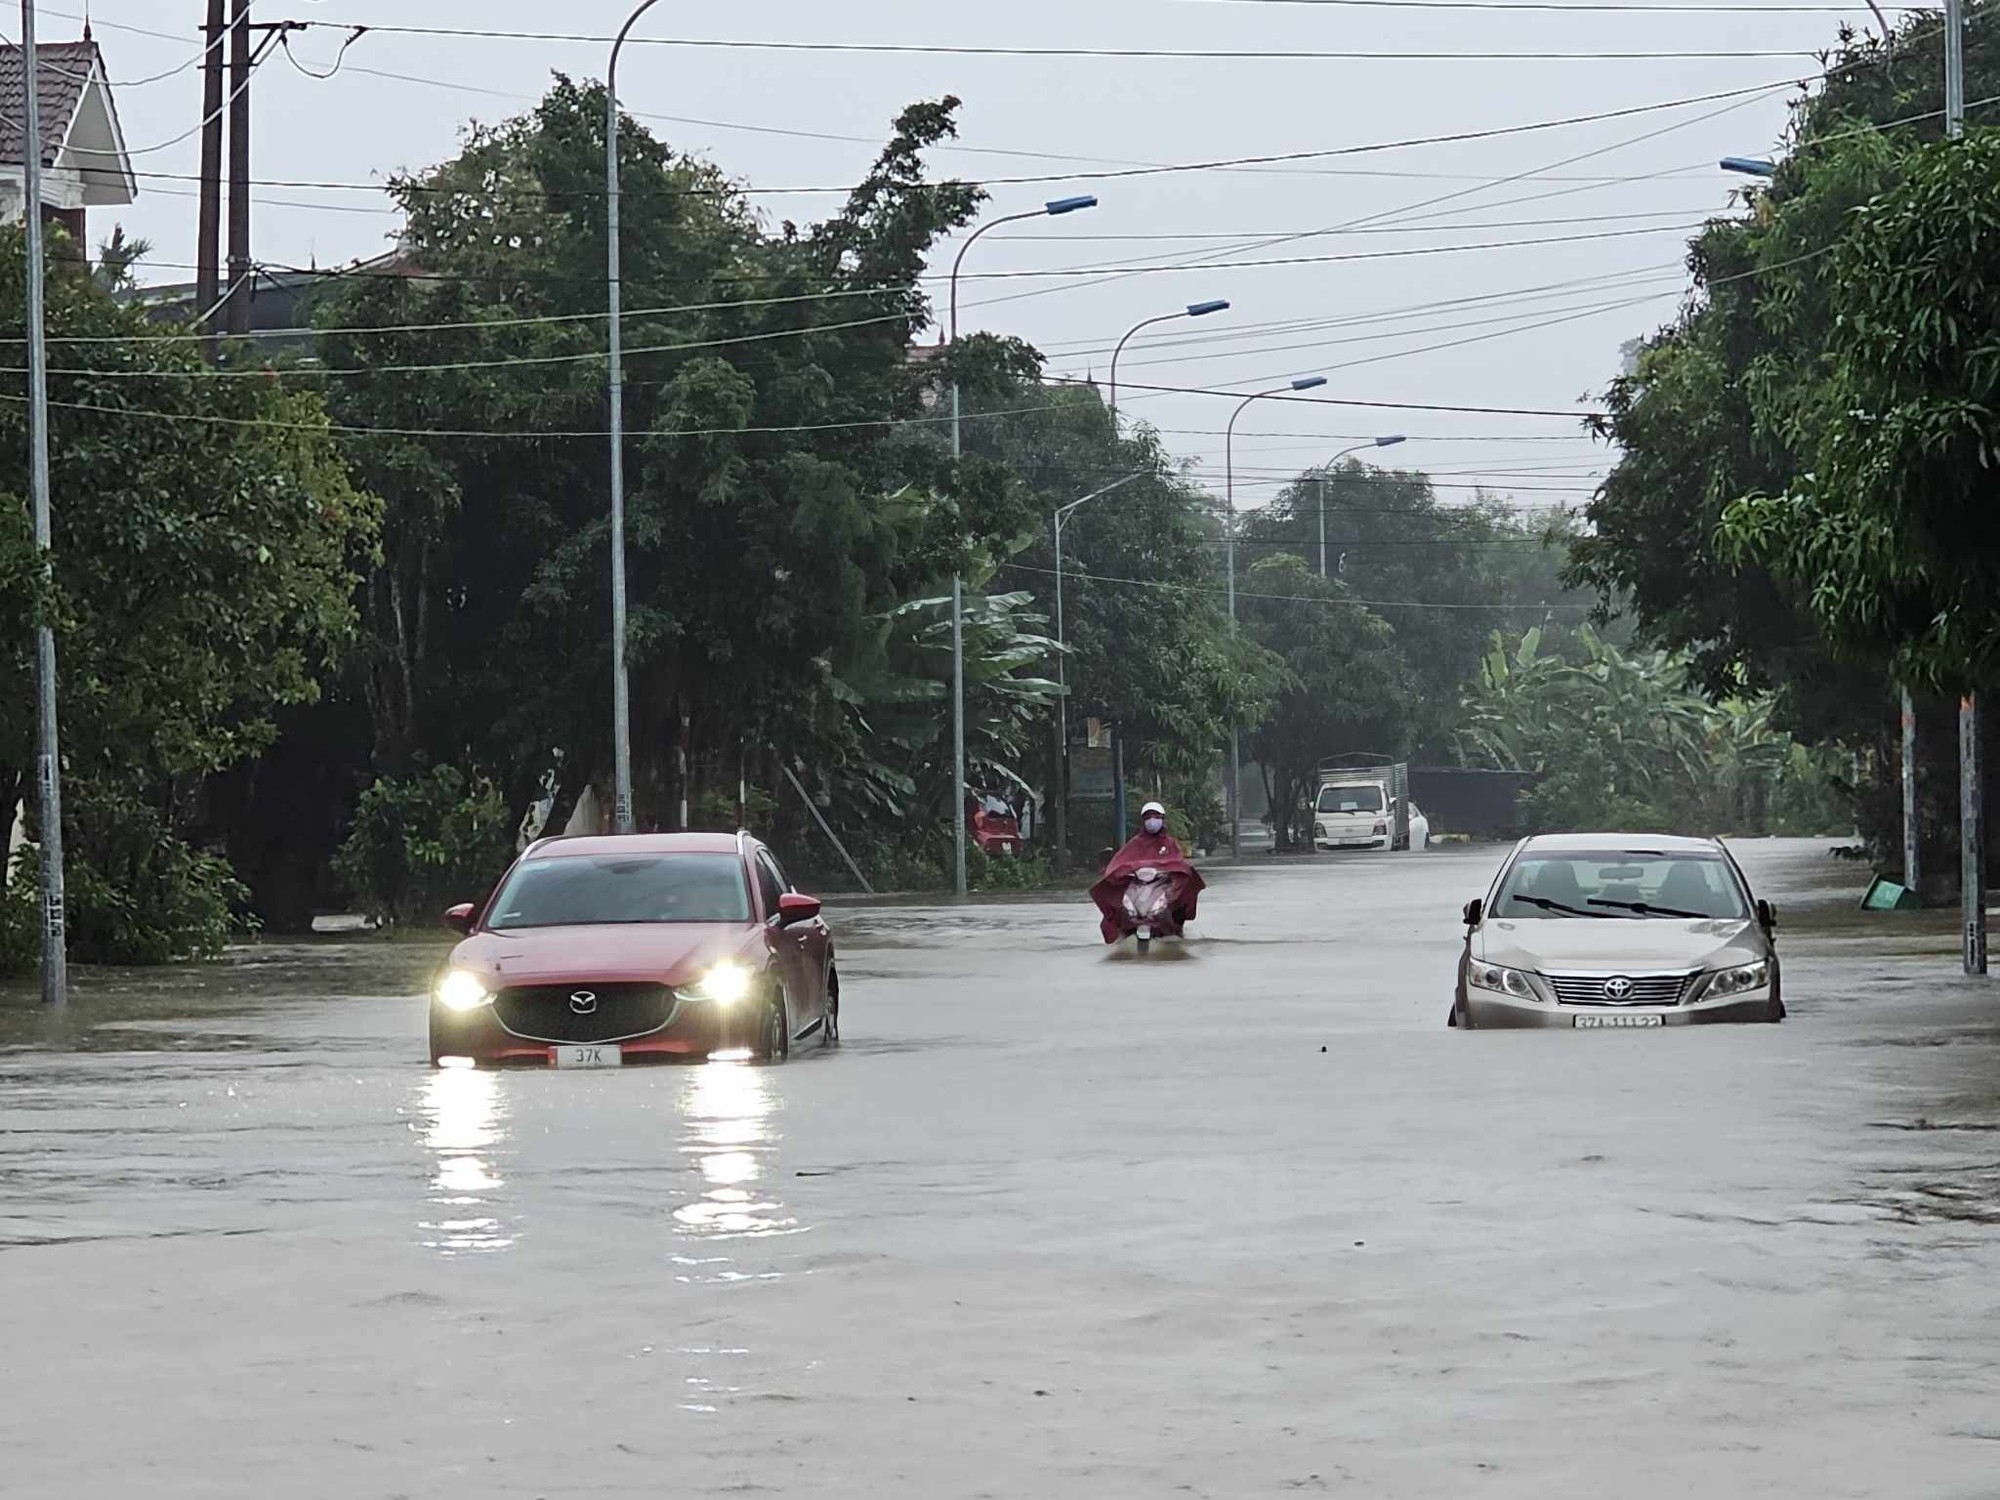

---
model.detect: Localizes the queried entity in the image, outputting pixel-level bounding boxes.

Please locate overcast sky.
[41,1,1904,508]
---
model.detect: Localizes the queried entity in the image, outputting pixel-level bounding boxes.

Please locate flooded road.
[5,840,2000,1497]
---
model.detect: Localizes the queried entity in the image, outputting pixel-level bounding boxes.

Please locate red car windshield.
[487,853,752,929]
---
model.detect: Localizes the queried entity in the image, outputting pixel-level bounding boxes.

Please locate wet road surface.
[5,840,2000,1497]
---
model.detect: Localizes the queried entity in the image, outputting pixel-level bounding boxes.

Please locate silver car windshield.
[488,853,752,929]
[1318,785,1384,814]
[1493,852,1748,921]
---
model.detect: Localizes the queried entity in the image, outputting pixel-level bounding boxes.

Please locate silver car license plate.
[1574,1014,1664,1029]
[550,1044,623,1067]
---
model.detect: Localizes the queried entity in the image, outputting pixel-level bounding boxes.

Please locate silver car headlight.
[679,961,755,1004]
[1315,822,1330,839]
[1700,959,1771,999]
[435,970,494,1012]
[1468,961,1542,1001]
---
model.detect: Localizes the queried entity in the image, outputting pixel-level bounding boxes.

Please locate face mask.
[1143,816,1166,835]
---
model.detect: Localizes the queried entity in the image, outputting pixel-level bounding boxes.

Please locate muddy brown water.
[4,839,1999,1497]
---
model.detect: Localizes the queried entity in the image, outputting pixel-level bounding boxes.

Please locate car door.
[756,848,825,1035]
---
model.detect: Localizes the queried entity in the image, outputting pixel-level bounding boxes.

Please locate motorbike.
[1091,844,1205,952]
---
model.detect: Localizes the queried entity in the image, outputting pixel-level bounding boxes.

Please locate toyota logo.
[569,990,599,1015]
[1602,976,1635,1001]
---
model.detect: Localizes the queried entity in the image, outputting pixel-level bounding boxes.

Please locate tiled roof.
[0,41,101,170]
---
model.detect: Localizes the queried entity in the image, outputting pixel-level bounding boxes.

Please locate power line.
[1001,561,1591,612]
[1061,378,1597,420]
[1168,0,1918,11]
[241,19,1830,61]
[91,76,1807,203]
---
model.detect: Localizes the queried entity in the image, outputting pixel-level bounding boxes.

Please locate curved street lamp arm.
[609,0,664,97]
[1109,312,1183,422]
[949,209,1044,343]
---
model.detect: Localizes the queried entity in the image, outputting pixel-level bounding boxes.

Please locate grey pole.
[605,2,660,836]
[947,195,1097,895]
[1050,473,1146,868]
[21,0,67,1007]
[1966,694,1986,974]
[1317,474,1327,579]
[1902,689,1922,895]
[1053,511,1066,867]
[1945,0,1983,971]
[1224,377,1328,858]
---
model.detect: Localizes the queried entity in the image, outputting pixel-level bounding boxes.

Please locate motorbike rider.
[1122,800,1183,863]
[1091,801,1203,944]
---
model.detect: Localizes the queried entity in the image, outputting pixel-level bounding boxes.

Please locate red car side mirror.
[776,892,822,926]
[443,902,477,935]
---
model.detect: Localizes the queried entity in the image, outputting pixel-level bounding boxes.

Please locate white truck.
[1312,756,1412,852]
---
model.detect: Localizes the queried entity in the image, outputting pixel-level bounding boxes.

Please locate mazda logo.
[1603,976,1635,1001]
[569,990,599,1015]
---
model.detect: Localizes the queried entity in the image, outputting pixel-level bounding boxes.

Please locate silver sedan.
[1451,833,1784,1029]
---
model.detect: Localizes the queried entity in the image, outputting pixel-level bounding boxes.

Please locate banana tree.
[815,588,1062,831]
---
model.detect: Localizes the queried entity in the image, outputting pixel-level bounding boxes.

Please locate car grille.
[1548,972,1693,1007]
[491,983,677,1044]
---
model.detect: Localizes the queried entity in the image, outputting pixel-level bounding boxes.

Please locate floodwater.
[4,840,2000,1497]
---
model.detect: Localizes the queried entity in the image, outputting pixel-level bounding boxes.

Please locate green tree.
[1242,555,1410,849]
[1457,628,1847,835]
[1238,462,1582,760]
[0,230,378,967]
[1721,131,2000,694]
[1566,8,2000,863]
[313,82,1014,847]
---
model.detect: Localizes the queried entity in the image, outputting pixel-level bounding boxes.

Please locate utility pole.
[1317,473,1328,579]
[223,0,252,336]
[195,0,226,358]
[1902,690,1921,895]
[21,0,68,1007]
[605,1,661,836]
[1945,0,1984,974]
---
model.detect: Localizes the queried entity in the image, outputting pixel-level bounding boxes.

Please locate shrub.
[333,766,516,927]
[60,793,254,965]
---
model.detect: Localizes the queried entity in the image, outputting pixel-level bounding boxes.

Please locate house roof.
[0,40,100,170]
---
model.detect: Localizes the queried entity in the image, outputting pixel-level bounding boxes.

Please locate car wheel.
[427,1011,451,1066]
[822,972,841,1049]
[754,988,790,1065]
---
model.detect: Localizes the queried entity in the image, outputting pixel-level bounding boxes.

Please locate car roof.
[521,832,749,861]
[1518,833,1725,854]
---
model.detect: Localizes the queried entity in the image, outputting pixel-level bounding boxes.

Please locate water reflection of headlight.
[674,1059,796,1240]
[417,1067,515,1254]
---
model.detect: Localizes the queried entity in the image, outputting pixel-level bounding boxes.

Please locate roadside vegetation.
[26,7,2000,967]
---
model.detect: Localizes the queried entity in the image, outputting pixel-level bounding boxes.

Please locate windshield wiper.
[1586,899,1713,919]
[1510,895,1614,919]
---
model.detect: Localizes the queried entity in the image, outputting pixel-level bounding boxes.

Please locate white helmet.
[1141,801,1167,819]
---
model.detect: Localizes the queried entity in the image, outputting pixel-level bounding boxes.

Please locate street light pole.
[1943,0,1983,973]
[1108,299,1230,426]
[1051,473,1147,869]
[1317,435,1406,578]
[948,193,1097,895]
[21,0,65,1007]
[604,0,662,836]
[1224,376,1327,859]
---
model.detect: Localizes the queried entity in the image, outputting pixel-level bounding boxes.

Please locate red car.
[427,831,840,1068]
